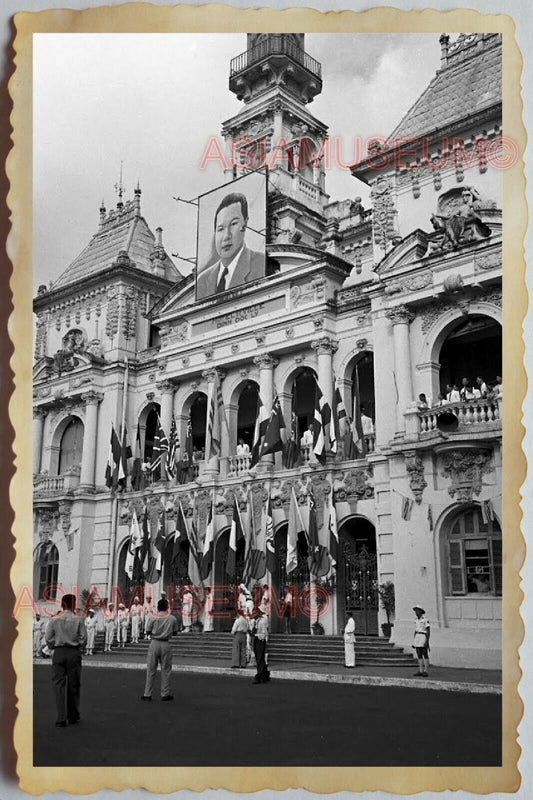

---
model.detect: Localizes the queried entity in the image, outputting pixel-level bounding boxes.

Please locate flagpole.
[107,358,129,604]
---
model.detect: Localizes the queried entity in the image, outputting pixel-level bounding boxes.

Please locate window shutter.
[448,540,466,594]
[489,538,503,596]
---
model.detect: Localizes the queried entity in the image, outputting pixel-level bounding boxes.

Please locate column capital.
[311,336,338,355]
[155,379,176,394]
[202,368,226,383]
[253,353,279,370]
[386,305,414,325]
[81,390,104,407]
[33,405,48,420]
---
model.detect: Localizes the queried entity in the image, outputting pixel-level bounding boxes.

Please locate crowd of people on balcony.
[417,375,502,412]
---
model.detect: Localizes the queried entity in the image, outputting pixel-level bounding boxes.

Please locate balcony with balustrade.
[402,397,502,447]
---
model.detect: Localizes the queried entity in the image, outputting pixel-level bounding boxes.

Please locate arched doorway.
[213,528,245,631]
[163,535,191,591]
[273,524,310,634]
[439,315,501,393]
[237,382,259,450]
[337,517,378,635]
[58,418,84,474]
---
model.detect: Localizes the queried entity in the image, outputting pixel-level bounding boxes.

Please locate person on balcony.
[236,438,250,457]
[360,406,374,435]
[494,375,502,398]
[416,394,429,411]
[460,379,475,401]
[476,376,489,398]
[446,384,461,403]
[300,423,314,447]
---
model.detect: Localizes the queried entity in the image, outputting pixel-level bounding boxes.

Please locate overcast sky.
[33,33,441,290]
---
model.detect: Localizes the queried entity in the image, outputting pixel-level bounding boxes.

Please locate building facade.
[33,32,502,667]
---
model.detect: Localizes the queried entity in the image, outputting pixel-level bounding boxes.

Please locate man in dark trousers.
[45,593,87,727]
[141,597,179,701]
[251,609,270,684]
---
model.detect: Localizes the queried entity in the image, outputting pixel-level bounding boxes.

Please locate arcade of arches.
[439,315,501,394]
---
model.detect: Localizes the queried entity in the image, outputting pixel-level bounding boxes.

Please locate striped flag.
[141,508,151,574]
[149,416,169,473]
[328,496,339,568]
[130,423,142,491]
[250,395,269,468]
[333,383,349,456]
[119,424,132,488]
[246,494,266,582]
[287,487,305,574]
[205,372,227,459]
[264,495,276,575]
[125,508,142,579]
[154,510,167,553]
[351,382,367,458]
[166,416,179,480]
[312,382,327,465]
[200,501,216,581]
[187,514,203,579]
[226,496,245,580]
[260,394,286,458]
[105,425,122,489]
[308,490,330,577]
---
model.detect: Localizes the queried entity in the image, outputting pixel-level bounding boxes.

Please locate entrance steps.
[94,632,416,667]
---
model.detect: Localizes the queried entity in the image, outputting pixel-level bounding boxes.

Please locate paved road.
[34,665,501,767]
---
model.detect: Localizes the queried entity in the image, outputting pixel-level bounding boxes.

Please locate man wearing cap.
[251,609,270,684]
[141,597,179,701]
[45,594,87,727]
[130,597,142,644]
[104,603,116,652]
[412,604,430,677]
[117,604,129,648]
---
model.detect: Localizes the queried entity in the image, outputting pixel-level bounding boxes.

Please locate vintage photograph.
[16,14,521,788]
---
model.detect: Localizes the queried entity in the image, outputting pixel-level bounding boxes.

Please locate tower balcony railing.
[230,38,322,80]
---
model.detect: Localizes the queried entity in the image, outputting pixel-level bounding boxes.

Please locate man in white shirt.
[300,422,314,447]
[236,438,250,456]
[196,193,265,300]
[360,406,375,435]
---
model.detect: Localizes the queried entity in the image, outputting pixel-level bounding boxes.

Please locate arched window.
[190,393,208,457]
[37,542,59,600]
[58,418,84,474]
[291,370,317,440]
[237,383,259,449]
[351,352,375,422]
[445,506,502,596]
[439,316,502,395]
[143,404,161,462]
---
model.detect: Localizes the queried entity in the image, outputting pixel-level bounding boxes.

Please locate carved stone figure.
[429,186,491,251]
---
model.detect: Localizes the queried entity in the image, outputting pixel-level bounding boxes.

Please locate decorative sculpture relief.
[428,186,491,253]
[441,448,493,502]
[371,176,399,251]
[404,451,427,504]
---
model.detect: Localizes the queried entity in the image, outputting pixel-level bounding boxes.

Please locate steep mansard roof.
[52,197,181,290]
[387,33,501,143]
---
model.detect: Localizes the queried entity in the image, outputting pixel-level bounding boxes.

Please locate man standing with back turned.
[141,597,179,701]
[45,593,87,727]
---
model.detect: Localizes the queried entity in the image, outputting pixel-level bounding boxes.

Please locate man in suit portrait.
[197,192,265,300]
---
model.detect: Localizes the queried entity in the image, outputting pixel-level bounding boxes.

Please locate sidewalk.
[34,650,502,694]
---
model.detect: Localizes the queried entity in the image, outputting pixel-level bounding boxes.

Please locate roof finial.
[439,33,450,68]
[99,199,106,230]
[134,180,141,214]
[114,161,125,210]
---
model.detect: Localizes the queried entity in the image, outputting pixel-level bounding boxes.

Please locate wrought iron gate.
[214,534,246,631]
[274,529,309,633]
[340,543,378,635]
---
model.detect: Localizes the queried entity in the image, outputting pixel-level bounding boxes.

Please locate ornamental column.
[202,368,227,477]
[253,354,279,471]
[311,336,338,413]
[157,380,176,479]
[386,305,414,433]
[79,391,104,488]
[33,407,47,474]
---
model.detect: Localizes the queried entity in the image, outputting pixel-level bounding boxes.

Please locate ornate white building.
[33,32,502,667]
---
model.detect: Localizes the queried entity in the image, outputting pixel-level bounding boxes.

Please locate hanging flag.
[334,383,350,456]
[205,372,227,459]
[226,496,245,580]
[481,499,495,524]
[308,490,330,577]
[125,508,142,580]
[117,424,132,490]
[200,501,216,580]
[351,381,367,458]
[145,549,162,584]
[427,504,434,531]
[250,395,269,468]
[284,411,301,468]
[149,416,169,474]
[166,415,179,480]
[105,425,122,489]
[312,381,327,465]
[130,424,143,491]
[401,495,413,521]
[173,502,189,562]
[187,514,202,577]
[246,494,266,582]
[141,508,151,573]
[260,394,286,458]
[264,495,276,575]
[328,496,339,568]
[105,427,115,488]
[287,487,305,574]
[154,510,167,553]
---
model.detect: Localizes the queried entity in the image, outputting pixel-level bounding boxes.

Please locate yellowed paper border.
[8,3,525,794]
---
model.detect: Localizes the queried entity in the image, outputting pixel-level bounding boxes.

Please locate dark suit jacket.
[196,246,265,300]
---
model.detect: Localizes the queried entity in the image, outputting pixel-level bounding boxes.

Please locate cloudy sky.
[33,33,441,289]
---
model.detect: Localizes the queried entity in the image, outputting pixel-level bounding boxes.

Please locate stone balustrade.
[228,454,252,477]
[419,398,501,433]
[34,475,65,494]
